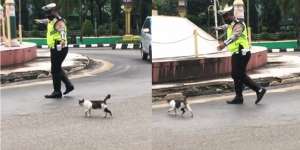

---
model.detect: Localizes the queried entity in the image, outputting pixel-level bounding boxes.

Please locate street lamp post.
[246,0,252,46]
[178,0,187,17]
[213,0,218,39]
[5,0,19,47]
[18,0,22,44]
[247,0,249,25]
[297,13,300,48]
[122,0,133,35]
[296,1,300,48]
[152,0,158,16]
[79,0,82,42]
[0,4,5,45]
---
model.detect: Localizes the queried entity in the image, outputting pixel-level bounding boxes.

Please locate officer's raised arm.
[34,19,49,24]
[55,20,67,47]
[223,22,244,46]
[214,24,229,31]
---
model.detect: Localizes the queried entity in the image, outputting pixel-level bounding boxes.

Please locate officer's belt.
[233,48,250,55]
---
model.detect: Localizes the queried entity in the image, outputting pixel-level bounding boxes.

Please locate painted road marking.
[127,43,134,49]
[91,44,98,47]
[115,44,122,49]
[79,44,86,48]
[272,49,280,53]
[287,48,294,52]
[41,45,48,49]
[103,44,110,47]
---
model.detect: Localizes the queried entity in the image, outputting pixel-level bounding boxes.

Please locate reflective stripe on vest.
[46,18,67,48]
[226,22,249,53]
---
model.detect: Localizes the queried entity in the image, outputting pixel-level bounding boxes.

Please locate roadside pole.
[213,0,218,39]
[18,0,21,44]
[5,0,19,47]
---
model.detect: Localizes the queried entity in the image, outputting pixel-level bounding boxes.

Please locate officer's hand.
[217,41,225,51]
[34,19,40,24]
[61,40,66,48]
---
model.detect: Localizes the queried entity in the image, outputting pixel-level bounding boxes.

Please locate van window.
[142,18,151,34]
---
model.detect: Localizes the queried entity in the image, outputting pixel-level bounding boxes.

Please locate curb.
[267,48,300,53]
[38,43,141,50]
[39,43,111,49]
[38,44,300,52]
[152,75,300,102]
[112,43,141,49]
[1,57,92,85]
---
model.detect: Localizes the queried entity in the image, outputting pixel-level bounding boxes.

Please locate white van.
[141,17,152,61]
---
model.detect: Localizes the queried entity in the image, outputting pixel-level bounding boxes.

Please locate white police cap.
[42,3,56,11]
[218,4,233,15]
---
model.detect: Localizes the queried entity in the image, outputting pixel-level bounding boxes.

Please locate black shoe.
[255,88,266,104]
[63,86,74,95]
[227,97,244,104]
[45,91,62,99]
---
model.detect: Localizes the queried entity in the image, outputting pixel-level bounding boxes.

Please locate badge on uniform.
[242,50,247,56]
[56,44,62,51]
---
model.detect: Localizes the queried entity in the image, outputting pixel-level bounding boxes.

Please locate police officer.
[35,3,74,98]
[216,1,266,104]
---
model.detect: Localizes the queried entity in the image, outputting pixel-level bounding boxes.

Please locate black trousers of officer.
[231,50,260,98]
[50,46,72,93]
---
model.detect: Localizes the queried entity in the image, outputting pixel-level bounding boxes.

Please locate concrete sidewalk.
[1,49,91,84]
[153,53,300,102]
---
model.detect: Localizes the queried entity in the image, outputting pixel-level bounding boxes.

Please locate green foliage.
[156,0,178,16]
[111,21,122,35]
[111,0,122,24]
[97,23,111,35]
[31,30,41,37]
[97,22,124,36]
[186,14,202,27]
[186,0,214,28]
[133,0,152,34]
[253,32,296,41]
[81,20,94,36]
[20,0,151,36]
[261,0,282,33]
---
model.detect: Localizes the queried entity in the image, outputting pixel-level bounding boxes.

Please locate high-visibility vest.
[46,18,67,48]
[227,22,249,53]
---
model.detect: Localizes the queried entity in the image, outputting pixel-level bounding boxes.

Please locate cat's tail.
[104,94,111,103]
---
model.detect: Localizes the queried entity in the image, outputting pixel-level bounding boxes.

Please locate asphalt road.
[1,48,152,150]
[152,83,300,150]
[2,50,300,150]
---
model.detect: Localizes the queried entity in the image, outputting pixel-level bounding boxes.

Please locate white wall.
[152,16,223,59]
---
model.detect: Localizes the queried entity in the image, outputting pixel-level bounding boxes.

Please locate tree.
[17,0,151,36]
[133,0,152,34]
[219,0,234,7]
[111,0,122,34]
[186,0,216,30]
[156,0,178,16]
[261,0,281,33]
[81,20,93,36]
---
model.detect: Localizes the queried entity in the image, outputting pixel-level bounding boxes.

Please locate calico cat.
[167,97,193,117]
[79,94,112,118]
